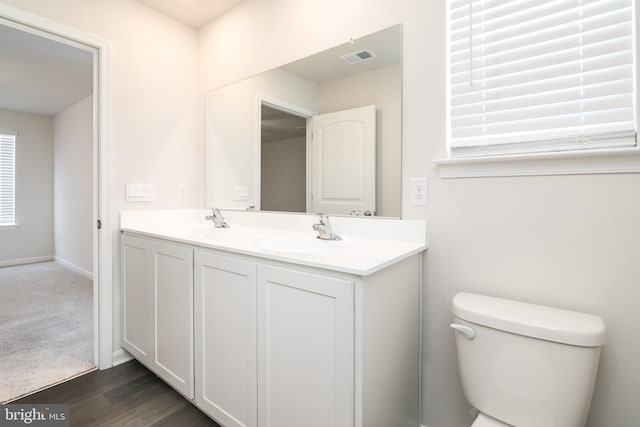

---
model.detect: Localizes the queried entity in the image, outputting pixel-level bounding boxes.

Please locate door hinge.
[97,219,102,230]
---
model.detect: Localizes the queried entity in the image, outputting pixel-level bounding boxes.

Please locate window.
[448,0,636,158]
[0,130,16,226]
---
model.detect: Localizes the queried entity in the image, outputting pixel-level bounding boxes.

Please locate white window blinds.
[0,130,16,226]
[449,0,636,157]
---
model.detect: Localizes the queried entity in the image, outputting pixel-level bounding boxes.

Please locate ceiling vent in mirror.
[341,49,376,65]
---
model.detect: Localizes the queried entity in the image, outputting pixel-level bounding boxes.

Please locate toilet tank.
[451,292,606,427]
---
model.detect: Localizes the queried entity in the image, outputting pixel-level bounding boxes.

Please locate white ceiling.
[0,24,93,117]
[282,24,402,84]
[0,1,241,117]
[136,0,244,28]
[0,3,396,118]
[261,25,402,144]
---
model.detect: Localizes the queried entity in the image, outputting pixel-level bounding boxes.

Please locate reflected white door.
[310,105,376,215]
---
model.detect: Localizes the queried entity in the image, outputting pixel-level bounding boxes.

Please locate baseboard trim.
[55,257,93,280]
[0,256,54,268]
[112,348,134,367]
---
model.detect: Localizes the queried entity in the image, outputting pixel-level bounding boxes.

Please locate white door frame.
[0,4,113,369]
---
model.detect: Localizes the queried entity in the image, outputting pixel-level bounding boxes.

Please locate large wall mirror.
[205,24,402,217]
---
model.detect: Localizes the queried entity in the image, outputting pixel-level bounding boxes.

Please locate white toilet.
[451,292,606,427]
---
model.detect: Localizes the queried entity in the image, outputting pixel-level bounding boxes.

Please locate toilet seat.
[471,412,513,427]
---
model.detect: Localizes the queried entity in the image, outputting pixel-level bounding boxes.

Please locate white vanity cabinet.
[192,247,420,427]
[257,265,354,427]
[193,251,354,427]
[194,250,258,427]
[121,233,194,399]
[121,234,152,365]
[120,209,425,427]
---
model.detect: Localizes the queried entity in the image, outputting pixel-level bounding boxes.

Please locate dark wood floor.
[15,360,221,427]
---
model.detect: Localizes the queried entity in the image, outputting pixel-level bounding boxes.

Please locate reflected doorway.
[260,104,308,212]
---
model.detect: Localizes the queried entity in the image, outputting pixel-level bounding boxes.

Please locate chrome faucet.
[313,213,341,240]
[205,208,230,228]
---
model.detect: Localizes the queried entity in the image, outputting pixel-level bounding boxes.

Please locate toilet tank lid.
[452,292,606,347]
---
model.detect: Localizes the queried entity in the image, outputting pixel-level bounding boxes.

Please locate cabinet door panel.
[152,240,194,398]
[195,251,257,427]
[121,235,151,364]
[257,265,354,427]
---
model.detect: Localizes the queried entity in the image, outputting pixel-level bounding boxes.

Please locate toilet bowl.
[451,292,606,427]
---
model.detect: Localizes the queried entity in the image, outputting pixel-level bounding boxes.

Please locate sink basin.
[255,237,337,255]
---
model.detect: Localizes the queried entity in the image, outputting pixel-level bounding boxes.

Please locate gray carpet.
[0,261,95,402]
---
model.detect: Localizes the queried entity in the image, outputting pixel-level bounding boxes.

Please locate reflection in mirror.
[205,24,402,217]
[260,105,307,213]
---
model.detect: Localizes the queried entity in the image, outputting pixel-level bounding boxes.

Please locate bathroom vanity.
[120,209,427,427]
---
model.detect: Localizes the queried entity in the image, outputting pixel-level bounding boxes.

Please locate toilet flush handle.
[450,323,475,339]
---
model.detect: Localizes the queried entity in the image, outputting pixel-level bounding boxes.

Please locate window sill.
[433,148,640,179]
[0,224,19,230]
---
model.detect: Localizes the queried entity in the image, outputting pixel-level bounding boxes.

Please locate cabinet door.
[150,239,194,399]
[121,234,151,365]
[257,265,354,427]
[195,251,257,427]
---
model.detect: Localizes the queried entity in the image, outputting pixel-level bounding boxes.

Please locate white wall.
[199,1,640,427]
[2,0,201,357]
[0,109,53,265]
[53,95,93,277]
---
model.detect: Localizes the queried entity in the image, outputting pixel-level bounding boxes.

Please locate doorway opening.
[260,104,308,213]
[0,4,112,401]
[257,96,315,213]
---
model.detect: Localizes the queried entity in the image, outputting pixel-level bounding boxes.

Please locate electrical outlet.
[207,186,216,201]
[410,177,428,206]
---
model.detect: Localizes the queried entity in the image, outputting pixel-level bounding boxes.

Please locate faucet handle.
[316,213,329,224]
[206,207,230,228]
[313,213,341,240]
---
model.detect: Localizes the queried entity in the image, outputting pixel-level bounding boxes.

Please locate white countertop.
[120,209,428,276]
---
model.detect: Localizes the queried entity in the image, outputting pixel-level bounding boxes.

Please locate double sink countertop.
[120,209,428,276]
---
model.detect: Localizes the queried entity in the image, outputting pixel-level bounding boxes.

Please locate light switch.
[234,185,249,201]
[126,184,153,202]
